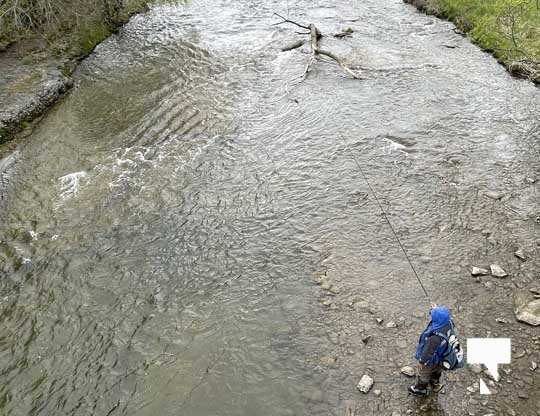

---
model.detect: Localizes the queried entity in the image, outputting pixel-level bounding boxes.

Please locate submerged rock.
[514,290,540,326]
[514,249,526,261]
[484,190,504,200]
[471,266,489,276]
[490,264,508,278]
[357,375,374,393]
[400,366,415,377]
[320,355,337,367]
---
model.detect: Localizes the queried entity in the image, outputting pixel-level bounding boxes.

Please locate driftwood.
[274,13,361,80]
[333,27,354,38]
[281,39,305,52]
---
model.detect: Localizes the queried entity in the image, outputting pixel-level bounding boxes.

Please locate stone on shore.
[490,264,507,278]
[357,375,374,393]
[400,366,415,377]
[469,364,482,374]
[471,267,489,276]
[513,290,540,326]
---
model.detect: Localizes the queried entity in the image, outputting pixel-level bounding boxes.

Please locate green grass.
[431,0,540,81]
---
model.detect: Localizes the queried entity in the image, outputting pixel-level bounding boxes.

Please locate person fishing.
[409,303,464,396]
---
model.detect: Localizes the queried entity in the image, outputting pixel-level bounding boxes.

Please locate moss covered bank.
[404,0,540,84]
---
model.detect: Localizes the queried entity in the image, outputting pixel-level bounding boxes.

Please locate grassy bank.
[405,0,540,83]
[0,0,152,59]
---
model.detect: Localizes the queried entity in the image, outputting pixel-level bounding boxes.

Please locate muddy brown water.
[0,1,539,415]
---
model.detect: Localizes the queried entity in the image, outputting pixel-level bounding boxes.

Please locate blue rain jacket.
[415,306,452,367]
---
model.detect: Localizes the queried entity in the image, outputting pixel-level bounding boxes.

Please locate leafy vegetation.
[409,0,540,82]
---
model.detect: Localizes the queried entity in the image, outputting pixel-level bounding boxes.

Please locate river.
[0,1,539,415]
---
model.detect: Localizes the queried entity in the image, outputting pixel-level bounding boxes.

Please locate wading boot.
[408,383,429,396]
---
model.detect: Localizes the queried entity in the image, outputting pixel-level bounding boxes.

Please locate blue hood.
[429,306,451,332]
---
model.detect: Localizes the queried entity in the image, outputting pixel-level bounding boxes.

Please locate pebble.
[490,264,508,278]
[530,361,537,371]
[373,389,381,397]
[485,368,501,382]
[469,364,483,374]
[471,266,489,276]
[361,335,371,344]
[376,318,383,325]
[400,366,415,377]
[386,321,398,328]
[356,374,374,393]
[525,177,536,184]
[514,249,526,261]
[514,350,526,358]
[514,290,540,326]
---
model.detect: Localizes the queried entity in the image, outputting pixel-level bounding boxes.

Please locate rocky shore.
[0,49,72,145]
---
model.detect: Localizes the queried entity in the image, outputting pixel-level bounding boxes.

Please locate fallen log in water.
[274,13,362,80]
[281,39,305,52]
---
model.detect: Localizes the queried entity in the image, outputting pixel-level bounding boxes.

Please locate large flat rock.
[0,49,72,143]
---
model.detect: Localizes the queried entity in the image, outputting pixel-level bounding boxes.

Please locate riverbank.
[403,0,540,84]
[0,0,153,146]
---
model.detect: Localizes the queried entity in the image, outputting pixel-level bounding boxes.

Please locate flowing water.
[1,1,539,415]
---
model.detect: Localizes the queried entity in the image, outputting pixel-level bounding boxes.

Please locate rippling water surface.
[1,1,539,415]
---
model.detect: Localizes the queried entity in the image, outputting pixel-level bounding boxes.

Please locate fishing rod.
[352,155,431,301]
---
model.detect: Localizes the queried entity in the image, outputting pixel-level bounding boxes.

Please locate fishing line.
[352,156,431,300]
